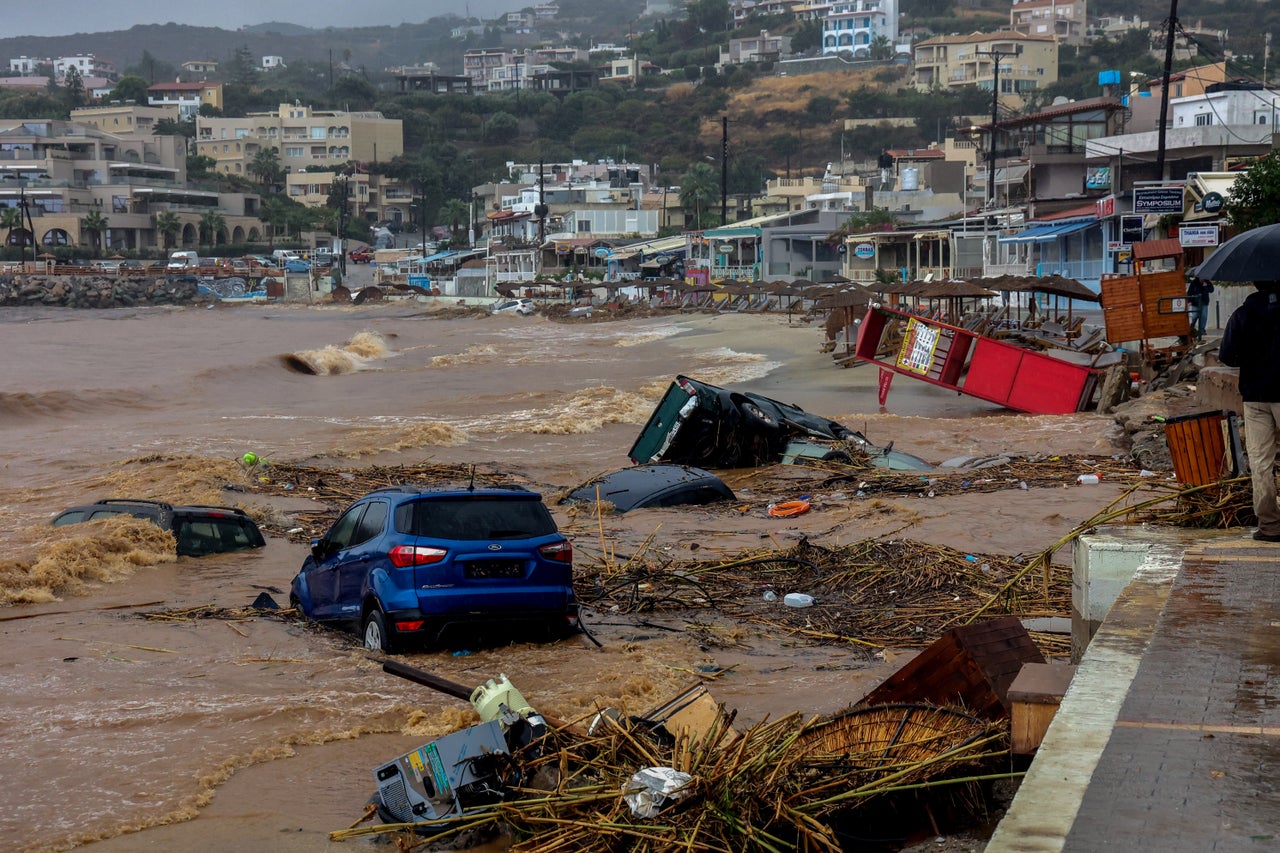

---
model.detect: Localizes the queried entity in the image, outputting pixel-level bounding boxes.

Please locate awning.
[997,219,1094,244]
[1132,238,1183,261]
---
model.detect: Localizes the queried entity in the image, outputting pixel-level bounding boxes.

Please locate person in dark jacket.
[1218,281,1280,541]
[1186,276,1214,337]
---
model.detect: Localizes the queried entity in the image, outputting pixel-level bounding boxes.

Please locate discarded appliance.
[372,720,509,823]
[630,374,931,470]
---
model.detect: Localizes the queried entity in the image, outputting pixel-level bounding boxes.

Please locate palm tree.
[81,211,109,258]
[155,211,181,251]
[258,196,286,249]
[679,163,718,230]
[199,211,225,254]
[0,206,22,247]
[438,199,470,241]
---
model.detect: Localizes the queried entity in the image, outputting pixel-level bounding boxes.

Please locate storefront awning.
[998,219,1094,244]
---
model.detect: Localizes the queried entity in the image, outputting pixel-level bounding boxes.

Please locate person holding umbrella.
[1219,281,1280,542]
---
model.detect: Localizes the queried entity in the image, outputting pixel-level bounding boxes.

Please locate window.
[284,146,304,157]
[1194,113,1213,126]
[310,126,326,139]
[355,501,387,543]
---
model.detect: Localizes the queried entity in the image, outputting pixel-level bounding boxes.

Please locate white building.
[822,0,898,58]
[8,56,44,75]
[53,55,114,80]
[262,56,286,70]
[1170,84,1280,130]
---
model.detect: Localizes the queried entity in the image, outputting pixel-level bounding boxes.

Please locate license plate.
[464,560,524,579]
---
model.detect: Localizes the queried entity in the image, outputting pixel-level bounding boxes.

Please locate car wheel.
[362,608,397,654]
[739,400,779,430]
[821,450,854,463]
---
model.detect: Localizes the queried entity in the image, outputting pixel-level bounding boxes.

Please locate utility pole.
[721,115,729,226]
[977,46,1021,207]
[1156,0,1180,180]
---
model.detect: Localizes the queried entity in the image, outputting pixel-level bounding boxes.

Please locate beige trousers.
[1243,402,1280,536]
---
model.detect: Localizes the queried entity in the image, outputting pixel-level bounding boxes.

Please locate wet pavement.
[989,537,1280,851]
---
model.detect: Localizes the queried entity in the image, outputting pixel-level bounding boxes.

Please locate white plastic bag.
[622,767,695,818]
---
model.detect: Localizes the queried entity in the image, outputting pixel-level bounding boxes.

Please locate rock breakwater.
[0,275,202,308]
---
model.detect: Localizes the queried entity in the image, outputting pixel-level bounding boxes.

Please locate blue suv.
[290,486,577,652]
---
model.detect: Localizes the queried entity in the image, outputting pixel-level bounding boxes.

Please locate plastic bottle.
[783,593,815,608]
[1076,474,1101,485]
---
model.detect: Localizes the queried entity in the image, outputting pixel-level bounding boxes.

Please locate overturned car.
[629,375,931,470]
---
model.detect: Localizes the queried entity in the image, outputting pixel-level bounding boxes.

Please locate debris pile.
[333,661,1011,852]
[578,540,1069,652]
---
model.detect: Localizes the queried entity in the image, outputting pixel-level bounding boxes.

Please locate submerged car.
[629,375,932,470]
[51,499,265,557]
[561,464,735,513]
[290,485,577,652]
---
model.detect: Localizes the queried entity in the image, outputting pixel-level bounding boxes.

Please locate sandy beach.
[0,302,1132,851]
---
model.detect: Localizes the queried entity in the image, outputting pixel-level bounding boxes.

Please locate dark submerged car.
[52,499,265,557]
[561,464,735,513]
[629,375,931,470]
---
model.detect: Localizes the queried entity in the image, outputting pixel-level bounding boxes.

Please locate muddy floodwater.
[0,301,1126,851]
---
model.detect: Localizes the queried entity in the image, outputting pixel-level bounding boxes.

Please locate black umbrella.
[1194,223,1280,282]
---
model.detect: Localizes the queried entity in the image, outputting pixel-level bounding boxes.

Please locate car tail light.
[394,620,425,632]
[388,545,448,568]
[538,540,573,563]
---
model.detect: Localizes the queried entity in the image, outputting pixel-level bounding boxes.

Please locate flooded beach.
[0,302,1125,851]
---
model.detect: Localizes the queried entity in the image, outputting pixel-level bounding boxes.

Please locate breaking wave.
[0,389,154,425]
[281,330,392,375]
[0,516,176,605]
[521,385,657,435]
[611,323,687,347]
[430,344,500,367]
[326,420,471,458]
[690,348,780,385]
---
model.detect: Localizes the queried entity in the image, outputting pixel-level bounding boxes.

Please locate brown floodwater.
[0,299,1125,851]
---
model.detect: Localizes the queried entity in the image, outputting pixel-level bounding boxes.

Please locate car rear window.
[395,497,557,540]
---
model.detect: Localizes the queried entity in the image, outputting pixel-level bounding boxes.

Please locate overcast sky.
[9,1,520,38]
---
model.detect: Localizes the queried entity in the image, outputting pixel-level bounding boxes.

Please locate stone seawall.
[0,275,202,308]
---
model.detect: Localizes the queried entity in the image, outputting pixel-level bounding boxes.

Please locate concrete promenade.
[989,537,1280,851]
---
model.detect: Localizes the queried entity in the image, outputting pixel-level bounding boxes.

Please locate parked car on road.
[51,499,266,557]
[290,485,578,652]
[629,375,933,470]
[284,258,312,273]
[349,246,374,264]
[492,297,535,316]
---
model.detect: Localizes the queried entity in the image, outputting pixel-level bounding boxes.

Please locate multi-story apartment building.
[721,31,792,65]
[822,0,897,58]
[913,32,1058,108]
[70,104,180,134]
[53,55,116,80]
[195,104,403,178]
[8,56,43,75]
[1009,0,1088,47]
[284,169,417,228]
[0,119,261,252]
[147,81,224,119]
[462,48,589,92]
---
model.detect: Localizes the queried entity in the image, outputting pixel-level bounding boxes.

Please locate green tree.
[870,35,893,61]
[155,211,182,250]
[81,210,109,257]
[1224,152,1279,232]
[187,154,218,181]
[679,162,719,229]
[109,75,150,104]
[0,206,23,246]
[481,111,520,144]
[437,198,471,239]
[248,148,285,189]
[258,196,289,249]
[199,210,226,252]
[62,67,85,107]
[225,46,258,87]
